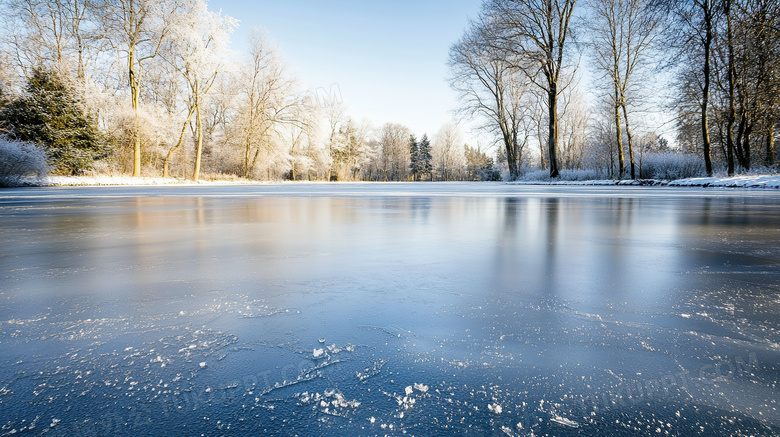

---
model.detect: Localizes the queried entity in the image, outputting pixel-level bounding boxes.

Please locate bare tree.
[2,0,104,80]
[230,29,299,180]
[591,0,659,179]
[558,82,589,169]
[100,0,180,177]
[166,0,235,181]
[330,118,372,181]
[379,123,412,181]
[432,122,467,180]
[449,17,532,179]
[483,0,579,178]
[660,0,720,175]
[323,99,347,181]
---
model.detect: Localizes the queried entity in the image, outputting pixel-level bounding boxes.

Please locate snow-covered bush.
[517,167,610,181]
[0,138,49,186]
[639,152,705,180]
[559,168,611,181]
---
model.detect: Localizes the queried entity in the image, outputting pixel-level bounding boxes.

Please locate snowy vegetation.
[638,153,706,180]
[0,138,48,186]
[448,0,779,181]
[0,0,776,184]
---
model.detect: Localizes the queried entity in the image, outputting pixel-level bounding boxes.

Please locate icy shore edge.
[3,174,779,189]
[509,175,780,189]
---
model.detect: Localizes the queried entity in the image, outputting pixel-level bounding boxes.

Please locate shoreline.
[3,174,779,190]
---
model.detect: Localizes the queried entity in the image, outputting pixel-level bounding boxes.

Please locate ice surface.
[0,183,779,435]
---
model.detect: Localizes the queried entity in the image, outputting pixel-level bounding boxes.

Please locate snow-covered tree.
[1,0,104,79]
[482,0,579,178]
[558,84,589,169]
[379,123,411,181]
[228,29,300,180]
[432,122,466,180]
[410,134,432,181]
[1,67,105,174]
[100,0,181,177]
[167,0,236,181]
[330,118,372,181]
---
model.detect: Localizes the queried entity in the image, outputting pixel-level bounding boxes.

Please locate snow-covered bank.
[4,174,779,189]
[44,175,264,186]
[510,174,780,189]
[667,175,780,189]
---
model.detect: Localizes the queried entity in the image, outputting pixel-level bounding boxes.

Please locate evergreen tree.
[410,134,433,181]
[418,134,433,180]
[0,68,106,175]
[0,83,8,134]
[409,134,421,181]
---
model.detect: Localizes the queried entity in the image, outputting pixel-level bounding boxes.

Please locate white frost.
[413,383,429,393]
[551,416,579,428]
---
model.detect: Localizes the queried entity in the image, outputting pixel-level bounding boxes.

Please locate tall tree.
[231,30,299,180]
[102,0,180,177]
[591,0,659,179]
[410,134,433,181]
[449,17,531,180]
[723,0,738,175]
[379,123,411,181]
[167,0,236,181]
[432,122,467,181]
[662,0,720,175]
[484,0,579,178]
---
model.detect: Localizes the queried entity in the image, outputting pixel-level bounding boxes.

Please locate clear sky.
[208,0,485,141]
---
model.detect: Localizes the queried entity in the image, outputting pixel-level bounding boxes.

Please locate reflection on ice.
[0,183,779,435]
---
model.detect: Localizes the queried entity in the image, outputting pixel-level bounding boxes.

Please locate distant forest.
[0,0,777,183]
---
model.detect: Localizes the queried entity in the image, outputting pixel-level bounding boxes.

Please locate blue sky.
[208,0,484,141]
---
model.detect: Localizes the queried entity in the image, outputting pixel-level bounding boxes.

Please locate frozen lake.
[1,182,779,436]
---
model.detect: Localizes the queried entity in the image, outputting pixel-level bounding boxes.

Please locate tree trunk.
[547,84,560,178]
[615,94,625,179]
[163,106,195,178]
[725,0,736,176]
[191,88,203,182]
[767,123,775,166]
[503,130,518,179]
[129,49,142,177]
[622,103,636,179]
[736,108,747,167]
[701,3,714,177]
[743,123,752,171]
[536,108,547,170]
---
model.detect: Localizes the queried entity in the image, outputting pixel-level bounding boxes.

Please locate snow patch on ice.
[551,415,579,428]
[413,383,429,393]
[296,390,361,417]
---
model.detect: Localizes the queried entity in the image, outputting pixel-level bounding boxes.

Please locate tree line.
[449,0,778,180]
[0,0,496,182]
[0,0,776,183]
